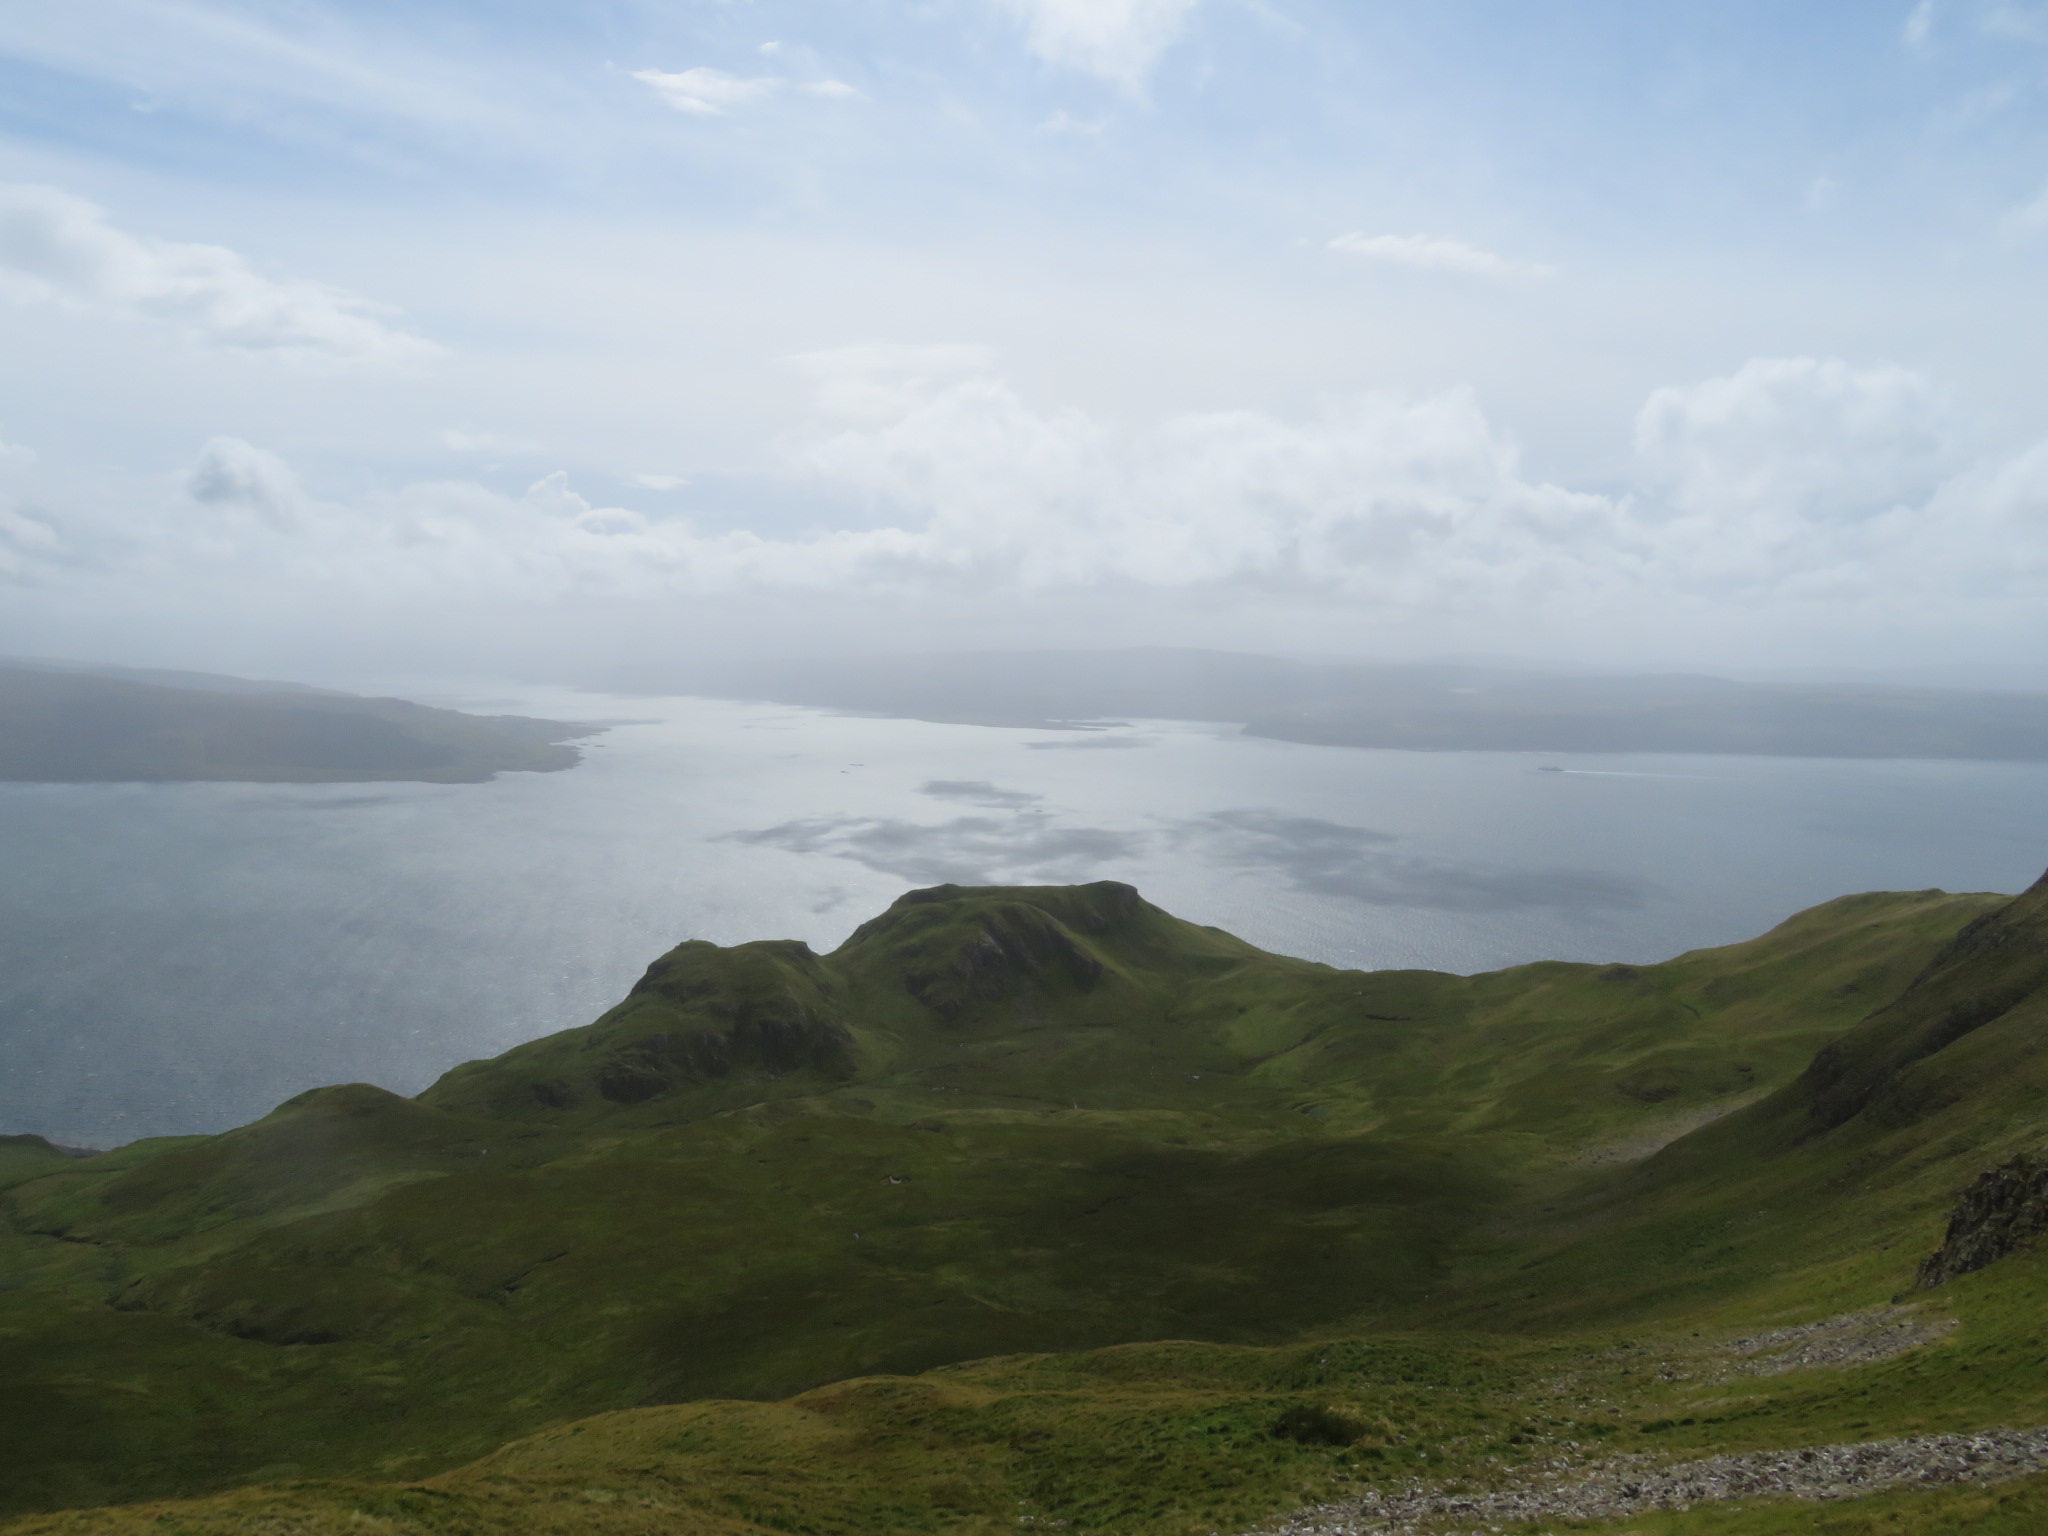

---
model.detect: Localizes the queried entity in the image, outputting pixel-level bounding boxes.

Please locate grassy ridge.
[2,878,2043,1533]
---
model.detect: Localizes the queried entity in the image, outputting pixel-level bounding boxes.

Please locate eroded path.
[1258,1427,2048,1535]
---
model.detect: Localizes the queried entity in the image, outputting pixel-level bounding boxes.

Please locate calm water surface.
[4,689,2046,1146]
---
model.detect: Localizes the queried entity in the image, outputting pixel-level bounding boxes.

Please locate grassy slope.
[3,879,2043,1535]
[9,1251,2047,1536]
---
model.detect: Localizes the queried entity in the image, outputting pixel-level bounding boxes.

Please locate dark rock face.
[1917,1151,2048,1287]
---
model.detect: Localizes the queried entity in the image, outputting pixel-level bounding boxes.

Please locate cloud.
[1904,0,1938,44]
[187,437,312,530]
[633,66,776,115]
[0,185,438,366]
[631,66,861,115]
[991,0,1200,90]
[791,350,1621,600]
[140,357,2005,633]
[1328,232,1555,280]
[631,474,690,491]
[126,357,1967,615]
[15,351,2048,672]
[0,506,59,575]
[1174,810,1652,913]
[1634,357,1953,524]
[0,431,53,576]
[725,811,1137,885]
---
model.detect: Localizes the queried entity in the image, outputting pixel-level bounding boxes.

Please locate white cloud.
[991,0,1200,90]
[633,66,777,115]
[0,506,59,576]
[631,66,860,115]
[14,354,2048,672]
[792,361,1620,596]
[0,185,438,367]
[137,362,1621,611]
[0,507,56,548]
[187,436,313,529]
[1328,232,1556,280]
[1634,358,1953,524]
[1904,0,1938,45]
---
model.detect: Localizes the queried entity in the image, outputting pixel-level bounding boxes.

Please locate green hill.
[6,877,2048,1535]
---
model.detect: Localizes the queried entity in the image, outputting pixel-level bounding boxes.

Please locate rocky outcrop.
[420,937,856,1120]
[1917,1150,2048,1288]
[834,881,1142,1025]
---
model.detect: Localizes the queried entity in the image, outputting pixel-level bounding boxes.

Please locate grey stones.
[1253,1427,2048,1535]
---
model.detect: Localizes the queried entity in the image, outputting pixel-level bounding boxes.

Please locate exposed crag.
[1918,1149,2048,1287]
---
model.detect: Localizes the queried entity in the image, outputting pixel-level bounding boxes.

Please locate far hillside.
[624,647,2048,759]
[0,662,599,783]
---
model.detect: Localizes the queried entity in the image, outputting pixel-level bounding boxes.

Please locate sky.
[2,1,2048,685]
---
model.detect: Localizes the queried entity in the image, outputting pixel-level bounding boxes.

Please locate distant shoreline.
[611,647,2048,762]
[0,663,602,785]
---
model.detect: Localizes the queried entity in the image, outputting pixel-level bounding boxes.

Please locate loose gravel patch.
[1253,1427,2048,1535]
[1719,1303,1958,1378]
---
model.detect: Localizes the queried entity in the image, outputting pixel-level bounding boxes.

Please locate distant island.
[0,660,600,783]
[622,646,2048,760]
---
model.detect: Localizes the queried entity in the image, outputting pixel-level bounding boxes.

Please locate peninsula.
[0,661,598,783]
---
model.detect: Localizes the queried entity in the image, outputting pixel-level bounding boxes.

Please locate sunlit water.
[4,689,2046,1147]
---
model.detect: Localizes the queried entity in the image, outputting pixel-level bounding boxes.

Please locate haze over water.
[4,689,2045,1150]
